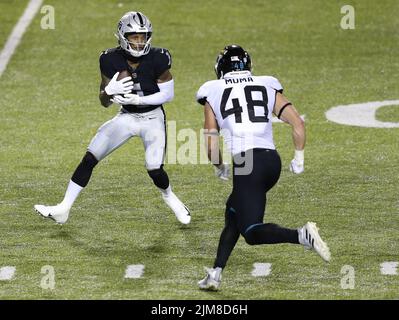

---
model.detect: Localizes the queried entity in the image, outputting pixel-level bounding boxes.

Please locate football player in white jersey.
[34,12,190,225]
[196,45,330,290]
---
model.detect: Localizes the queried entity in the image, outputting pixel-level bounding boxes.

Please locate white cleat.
[34,204,70,225]
[198,267,222,291]
[162,192,191,225]
[298,222,331,262]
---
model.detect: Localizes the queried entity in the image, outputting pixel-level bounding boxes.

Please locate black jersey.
[99,46,172,113]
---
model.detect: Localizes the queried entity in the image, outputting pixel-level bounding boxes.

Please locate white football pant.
[88,107,166,170]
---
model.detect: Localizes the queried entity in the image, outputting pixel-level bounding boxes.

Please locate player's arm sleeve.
[196,82,209,105]
[154,49,172,79]
[139,79,174,105]
[136,49,174,106]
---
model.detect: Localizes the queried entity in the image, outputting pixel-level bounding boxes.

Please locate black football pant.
[214,148,299,269]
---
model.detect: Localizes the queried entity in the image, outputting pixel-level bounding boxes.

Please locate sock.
[147,167,170,190]
[213,223,240,269]
[59,180,83,208]
[159,185,172,196]
[213,207,240,269]
[71,152,99,187]
[244,223,299,245]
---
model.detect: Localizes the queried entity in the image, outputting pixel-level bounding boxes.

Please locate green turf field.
[0,0,398,299]
[0,0,28,47]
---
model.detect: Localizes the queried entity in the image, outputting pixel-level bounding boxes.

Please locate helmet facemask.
[123,32,152,57]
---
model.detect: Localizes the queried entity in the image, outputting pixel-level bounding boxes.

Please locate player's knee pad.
[82,152,99,168]
[243,225,262,246]
[147,167,169,190]
[223,206,237,225]
[147,167,163,179]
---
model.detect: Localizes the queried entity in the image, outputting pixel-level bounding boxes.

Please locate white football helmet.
[115,11,152,57]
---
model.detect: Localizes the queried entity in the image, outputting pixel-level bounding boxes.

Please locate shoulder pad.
[100,47,122,56]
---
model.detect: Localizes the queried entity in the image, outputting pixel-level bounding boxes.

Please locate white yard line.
[124,264,145,279]
[325,100,399,128]
[380,262,398,275]
[0,266,16,280]
[251,263,272,277]
[0,0,43,77]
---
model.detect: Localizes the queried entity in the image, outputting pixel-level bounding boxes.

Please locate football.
[117,70,131,81]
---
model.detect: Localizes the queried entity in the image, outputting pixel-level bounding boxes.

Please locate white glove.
[104,72,133,96]
[111,93,141,105]
[215,164,230,181]
[289,150,304,174]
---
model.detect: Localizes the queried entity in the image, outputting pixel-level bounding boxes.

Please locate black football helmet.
[214,45,252,79]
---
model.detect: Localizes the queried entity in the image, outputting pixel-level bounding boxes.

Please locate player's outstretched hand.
[215,163,230,181]
[105,72,134,96]
[111,93,140,106]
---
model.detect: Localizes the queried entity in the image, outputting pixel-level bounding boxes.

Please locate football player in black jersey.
[34,11,191,225]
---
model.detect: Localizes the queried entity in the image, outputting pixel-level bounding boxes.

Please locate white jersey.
[196,71,283,155]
